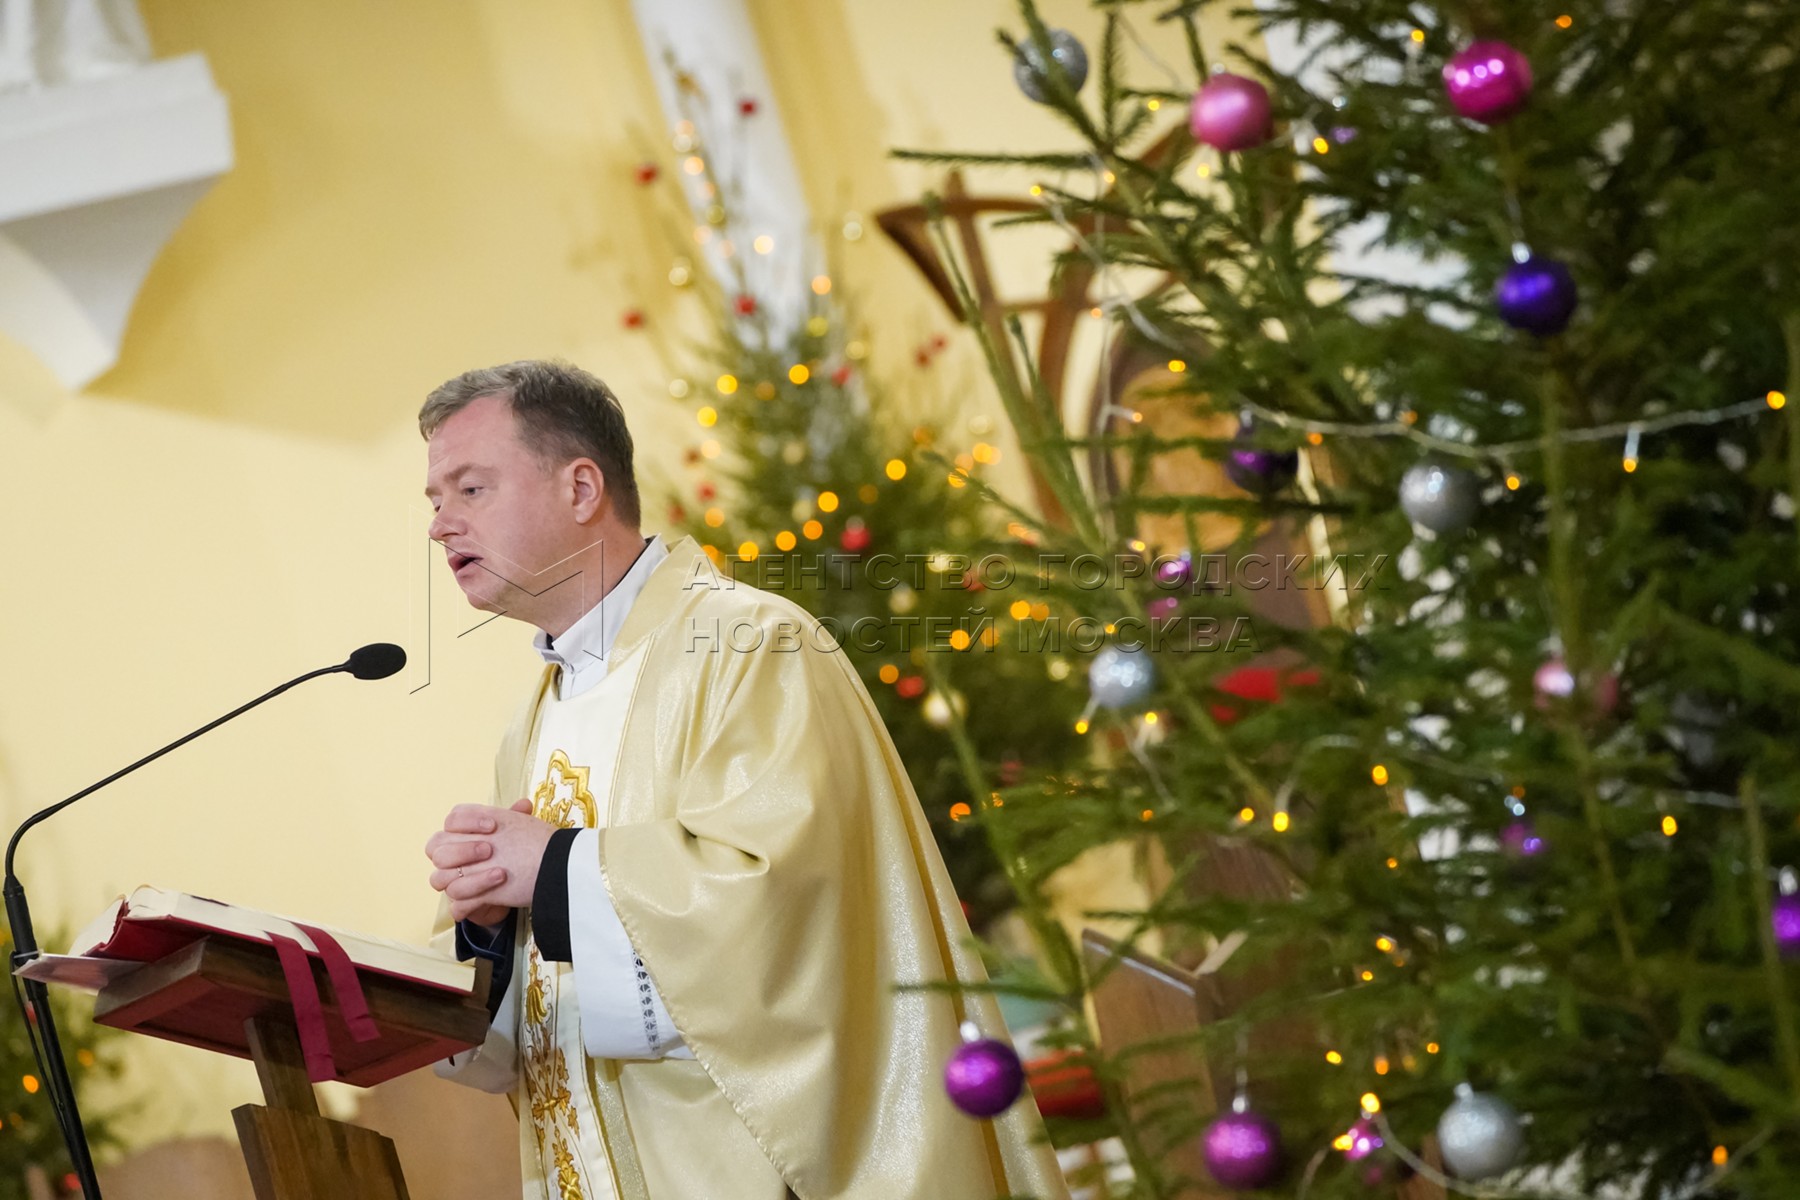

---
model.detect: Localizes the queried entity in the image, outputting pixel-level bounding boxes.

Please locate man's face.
[425,394,575,622]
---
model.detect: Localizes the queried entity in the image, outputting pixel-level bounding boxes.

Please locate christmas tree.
[0,926,127,1197]
[623,112,1093,915]
[894,0,1800,1196]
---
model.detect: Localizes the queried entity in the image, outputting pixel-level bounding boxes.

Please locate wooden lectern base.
[231,1015,411,1199]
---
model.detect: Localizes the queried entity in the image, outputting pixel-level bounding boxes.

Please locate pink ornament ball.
[944,1038,1025,1118]
[1190,73,1274,151]
[1533,657,1619,715]
[1202,1109,1283,1189]
[1343,1116,1386,1161]
[1773,894,1800,957]
[1443,40,1534,124]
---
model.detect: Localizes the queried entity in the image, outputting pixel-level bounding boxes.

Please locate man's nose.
[428,506,457,543]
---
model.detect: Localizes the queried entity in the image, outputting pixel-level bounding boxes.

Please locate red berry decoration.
[738,97,759,116]
[668,503,686,523]
[840,522,872,553]
[831,364,853,386]
[1190,72,1274,151]
[621,309,645,330]
[1443,40,1534,124]
[634,162,660,185]
[735,294,758,317]
[698,482,716,502]
[896,674,926,700]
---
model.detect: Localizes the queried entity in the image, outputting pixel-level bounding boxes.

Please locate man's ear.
[569,458,607,522]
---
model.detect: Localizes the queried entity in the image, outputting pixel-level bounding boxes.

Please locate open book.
[19,886,472,995]
[17,886,486,1087]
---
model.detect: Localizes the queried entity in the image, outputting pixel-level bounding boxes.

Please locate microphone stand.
[4,653,391,1199]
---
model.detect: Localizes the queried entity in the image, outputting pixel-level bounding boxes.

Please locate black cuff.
[531,827,581,962]
[454,910,517,1021]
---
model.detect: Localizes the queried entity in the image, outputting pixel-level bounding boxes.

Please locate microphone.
[2,641,408,1200]
[345,642,407,680]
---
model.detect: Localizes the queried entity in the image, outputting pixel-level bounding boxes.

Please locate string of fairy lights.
[1040,187,1789,479]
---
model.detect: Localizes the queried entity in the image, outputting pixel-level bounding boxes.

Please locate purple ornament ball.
[1773,894,1800,958]
[944,1038,1024,1118]
[1190,73,1274,151]
[1502,820,1546,858]
[1202,1109,1283,1189]
[1496,257,1578,336]
[1226,446,1298,494]
[1443,40,1534,124]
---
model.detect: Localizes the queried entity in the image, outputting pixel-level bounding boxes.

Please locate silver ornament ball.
[1013,28,1089,104]
[1399,462,1480,535]
[1088,644,1157,710]
[1436,1086,1524,1181]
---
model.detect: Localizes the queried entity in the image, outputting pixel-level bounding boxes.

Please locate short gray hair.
[420,359,640,526]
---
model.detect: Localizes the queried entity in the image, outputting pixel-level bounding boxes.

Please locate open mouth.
[449,552,482,575]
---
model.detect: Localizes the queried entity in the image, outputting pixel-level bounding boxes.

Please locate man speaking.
[418,360,1066,1200]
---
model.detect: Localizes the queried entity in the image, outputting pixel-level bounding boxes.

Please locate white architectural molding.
[627,0,813,340]
[0,45,232,387]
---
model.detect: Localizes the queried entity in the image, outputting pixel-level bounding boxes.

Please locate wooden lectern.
[90,936,492,1200]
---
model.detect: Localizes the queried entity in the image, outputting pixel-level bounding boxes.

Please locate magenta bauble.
[944,1038,1025,1117]
[1443,40,1534,124]
[1774,894,1800,958]
[1202,1109,1283,1189]
[1533,657,1619,714]
[1343,1116,1386,1161]
[1190,73,1274,151]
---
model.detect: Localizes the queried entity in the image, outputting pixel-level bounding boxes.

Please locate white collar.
[532,534,668,699]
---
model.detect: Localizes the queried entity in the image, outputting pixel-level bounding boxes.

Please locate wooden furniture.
[92,937,492,1200]
[1082,928,1229,1199]
[1082,928,1446,1200]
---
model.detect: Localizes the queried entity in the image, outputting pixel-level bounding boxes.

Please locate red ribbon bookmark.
[295,922,380,1044]
[268,932,336,1083]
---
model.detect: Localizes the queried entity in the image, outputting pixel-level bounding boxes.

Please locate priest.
[418,360,1067,1200]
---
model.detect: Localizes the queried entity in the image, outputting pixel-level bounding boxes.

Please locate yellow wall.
[0,0,1246,1148]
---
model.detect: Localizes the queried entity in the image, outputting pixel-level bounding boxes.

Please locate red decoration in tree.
[840,523,872,553]
[931,333,948,351]
[668,503,687,523]
[831,364,854,386]
[738,97,759,116]
[896,674,926,699]
[960,570,985,592]
[998,756,1023,786]
[621,309,645,329]
[914,348,932,367]
[634,162,659,185]
[735,294,758,316]
[1208,665,1321,724]
[1025,1050,1106,1121]
[698,482,717,502]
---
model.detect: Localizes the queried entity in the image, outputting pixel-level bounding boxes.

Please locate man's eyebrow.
[423,464,475,498]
